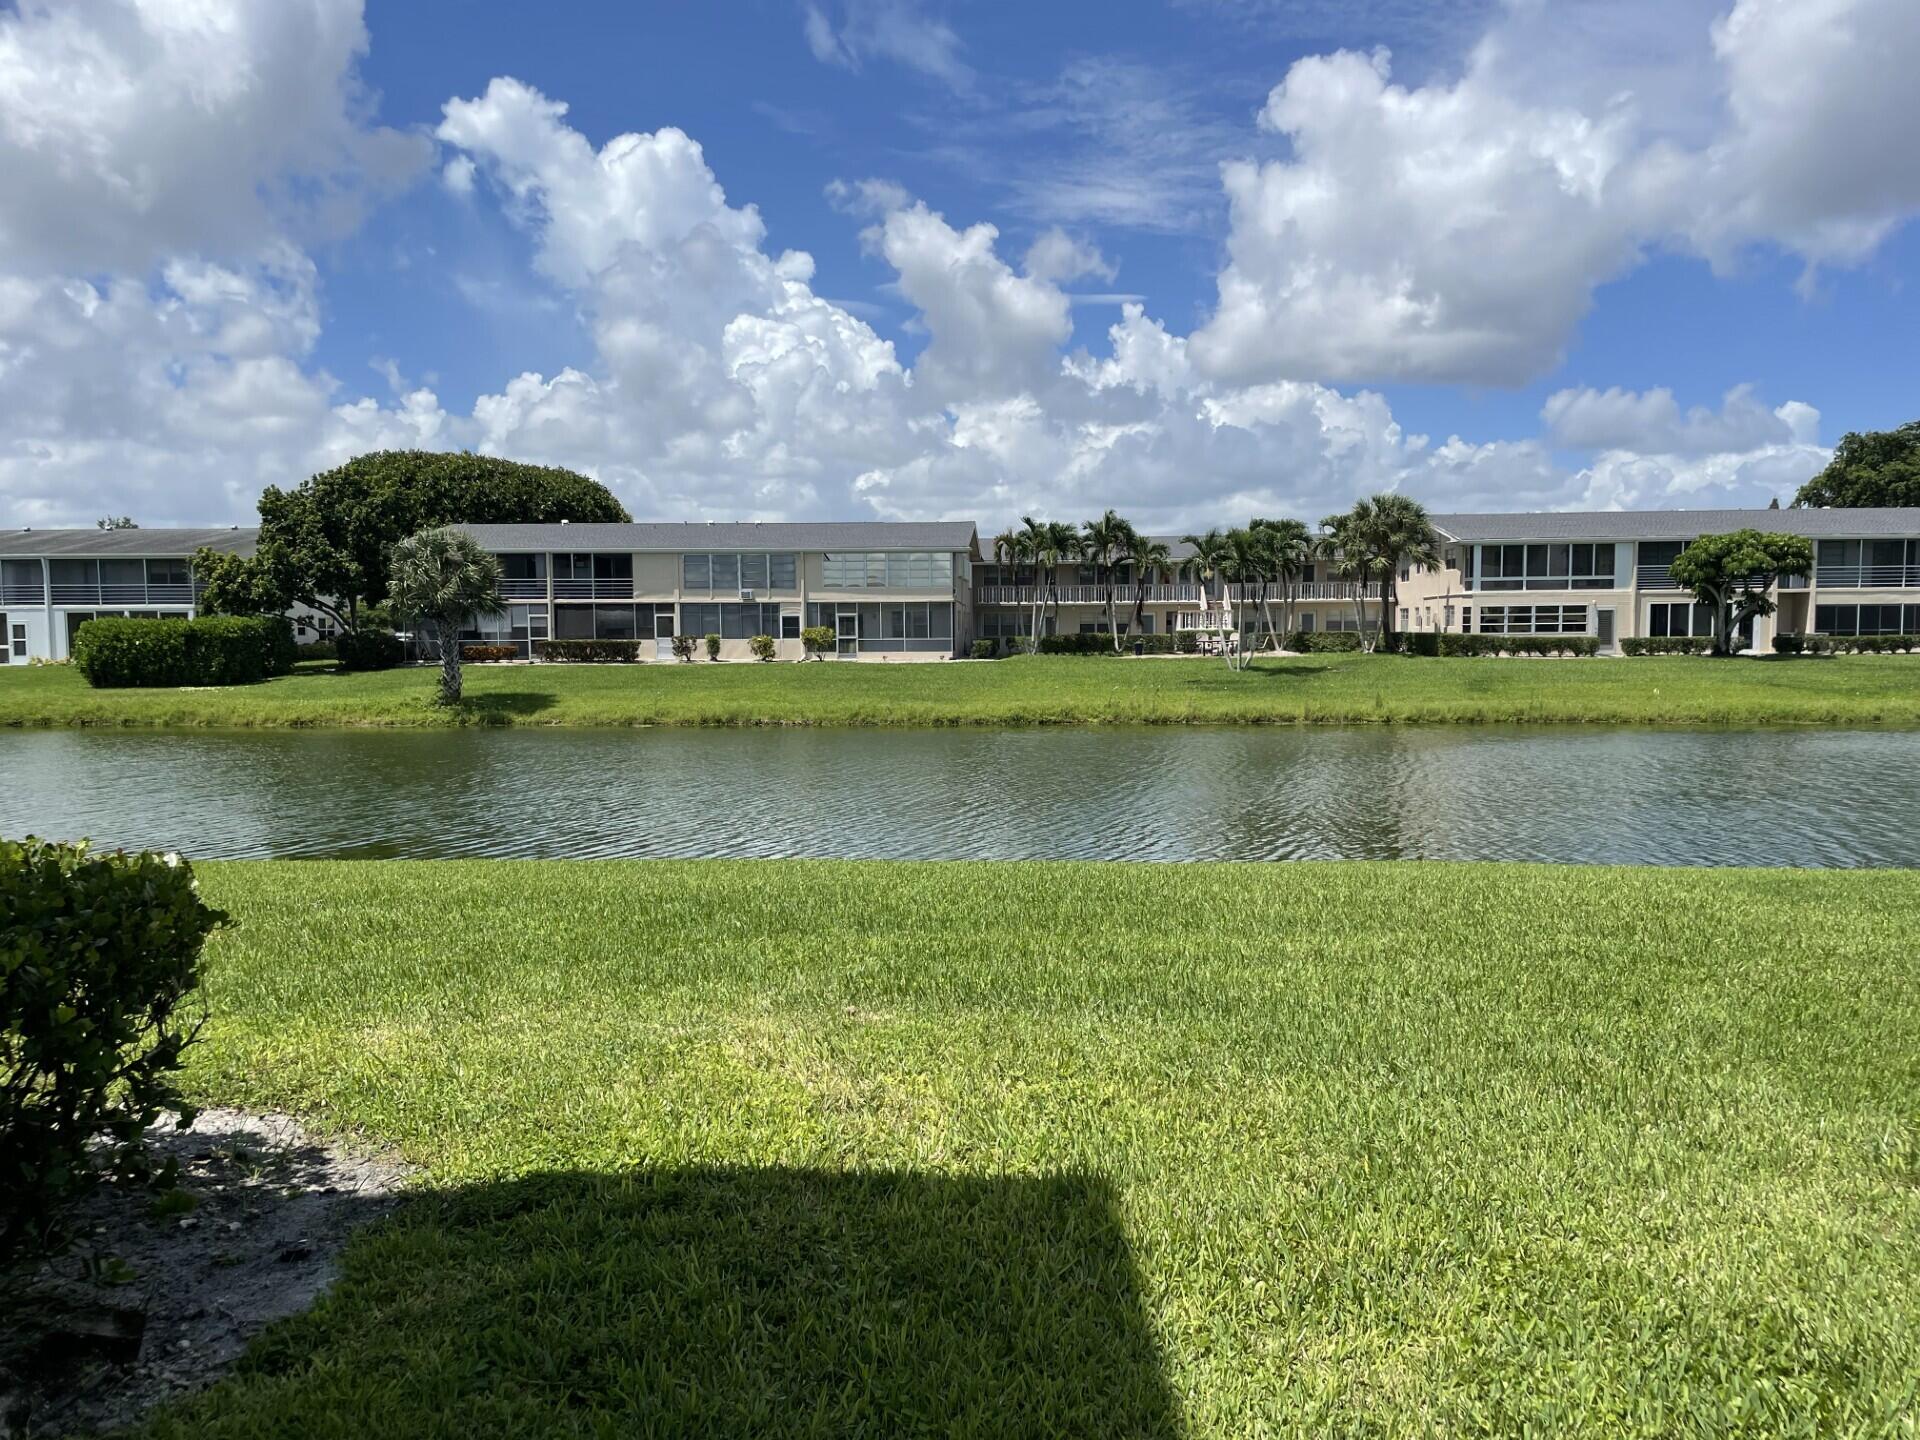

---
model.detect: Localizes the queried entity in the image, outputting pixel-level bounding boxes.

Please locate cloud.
[798,0,972,89]
[1022,228,1117,285]
[0,0,430,277]
[0,5,1846,532]
[1190,0,1920,387]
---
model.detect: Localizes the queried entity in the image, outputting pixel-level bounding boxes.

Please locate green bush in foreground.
[1,839,223,1263]
[749,634,777,662]
[334,627,405,672]
[1621,636,1714,656]
[969,638,997,659]
[142,859,1920,1438]
[533,638,646,663]
[71,615,295,688]
[1777,633,1920,655]
[703,633,721,661]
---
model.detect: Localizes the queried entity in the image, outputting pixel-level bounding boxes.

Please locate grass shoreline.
[6,651,1920,730]
[121,858,1920,1435]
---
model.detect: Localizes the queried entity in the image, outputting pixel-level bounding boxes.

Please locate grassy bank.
[6,651,1920,728]
[131,859,1920,1436]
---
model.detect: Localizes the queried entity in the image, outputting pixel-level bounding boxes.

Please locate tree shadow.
[139,1166,1182,1438]
[455,690,557,723]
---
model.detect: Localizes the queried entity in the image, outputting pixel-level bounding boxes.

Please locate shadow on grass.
[139,1166,1181,1439]
[455,691,558,723]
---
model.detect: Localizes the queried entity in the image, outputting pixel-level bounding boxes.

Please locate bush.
[336,627,406,672]
[704,633,722,661]
[800,626,834,660]
[1283,630,1364,653]
[671,634,697,662]
[1773,634,1806,655]
[460,643,518,663]
[1034,632,1176,655]
[533,638,645,662]
[1426,634,1600,657]
[1,838,224,1263]
[749,634,776,662]
[71,615,295,688]
[970,639,998,659]
[1787,633,1920,655]
[1176,630,1200,654]
[299,640,338,663]
[1621,636,1713,656]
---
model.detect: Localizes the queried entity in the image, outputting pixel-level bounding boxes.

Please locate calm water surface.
[2,726,1916,866]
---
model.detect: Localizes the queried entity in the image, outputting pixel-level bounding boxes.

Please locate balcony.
[1228,582,1381,602]
[976,584,1203,606]
[1817,564,1920,589]
[551,578,635,600]
[497,577,548,600]
[1640,566,1813,591]
[47,582,196,606]
[2,581,46,604]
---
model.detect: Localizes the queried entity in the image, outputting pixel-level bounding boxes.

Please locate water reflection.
[2,726,1915,867]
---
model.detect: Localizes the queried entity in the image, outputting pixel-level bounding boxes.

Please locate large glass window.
[682,553,709,589]
[709,553,739,591]
[500,553,546,580]
[682,552,797,591]
[146,558,189,588]
[1478,605,1589,635]
[820,552,955,589]
[1816,603,1920,635]
[679,602,782,638]
[1478,543,1616,590]
[1648,601,1715,637]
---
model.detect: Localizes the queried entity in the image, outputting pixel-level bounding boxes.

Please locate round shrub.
[336,627,406,672]
[749,634,777,662]
[1,838,224,1262]
[970,639,997,659]
[71,615,296,688]
[704,633,721,660]
[460,643,519,663]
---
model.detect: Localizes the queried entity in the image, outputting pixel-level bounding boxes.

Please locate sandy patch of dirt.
[1,1108,407,1437]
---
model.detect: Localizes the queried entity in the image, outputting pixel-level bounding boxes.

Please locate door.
[836,608,857,656]
[654,607,675,660]
[1596,608,1615,652]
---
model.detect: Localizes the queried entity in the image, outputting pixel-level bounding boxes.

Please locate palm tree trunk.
[438,620,463,704]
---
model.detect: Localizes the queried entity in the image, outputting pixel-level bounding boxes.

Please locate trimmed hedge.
[460,643,519,663]
[71,615,296,688]
[1283,631,1364,653]
[970,639,998,659]
[298,640,338,663]
[1176,630,1200,654]
[1621,636,1714,656]
[749,634,776,662]
[1034,632,1177,655]
[1,837,224,1262]
[533,638,645,662]
[1777,633,1920,655]
[1426,633,1600,657]
[336,627,406,672]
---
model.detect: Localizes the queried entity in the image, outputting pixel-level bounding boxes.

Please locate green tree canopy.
[388,528,507,705]
[202,451,629,632]
[1794,422,1920,508]
[1667,529,1813,655]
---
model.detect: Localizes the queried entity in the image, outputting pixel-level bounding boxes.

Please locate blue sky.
[3,0,1918,527]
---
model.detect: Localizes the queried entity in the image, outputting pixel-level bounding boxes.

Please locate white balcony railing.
[977,580,1378,606]
[1,582,45,604]
[497,577,549,599]
[48,583,195,607]
[1818,564,1920,589]
[551,577,635,600]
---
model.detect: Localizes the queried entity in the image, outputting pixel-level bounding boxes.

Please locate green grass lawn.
[128,859,1920,1437]
[5,651,1920,728]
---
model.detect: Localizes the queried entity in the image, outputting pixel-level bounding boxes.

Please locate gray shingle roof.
[1429,508,1920,542]
[0,527,258,558]
[453,520,979,553]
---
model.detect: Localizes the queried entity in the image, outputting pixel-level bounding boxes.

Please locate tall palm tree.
[991,526,1028,653]
[1182,529,1232,659]
[388,527,505,705]
[1258,518,1315,647]
[1329,494,1439,647]
[1124,533,1174,645]
[1222,527,1276,670]
[1081,509,1134,652]
[1317,516,1391,652]
[1017,515,1052,650]
[1030,518,1080,647]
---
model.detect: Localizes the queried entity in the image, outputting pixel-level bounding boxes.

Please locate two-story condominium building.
[1398,508,1920,651]
[973,535,1383,643]
[0,526,257,663]
[452,520,981,660]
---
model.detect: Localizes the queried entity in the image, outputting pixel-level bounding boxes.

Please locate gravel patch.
[1,1108,407,1437]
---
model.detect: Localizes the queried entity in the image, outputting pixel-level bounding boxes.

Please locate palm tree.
[1124,533,1174,645]
[388,527,505,705]
[1258,518,1314,648]
[1329,494,1439,648]
[1016,516,1052,650]
[1081,509,1133,653]
[1182,529,1231,660]
[991,526,1028,654]
[1039,519,1081,645]
[1317,516,1390,652]
[1222,527,1276,670]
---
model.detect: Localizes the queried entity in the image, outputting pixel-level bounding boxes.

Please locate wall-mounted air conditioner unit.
[739,588,755,601]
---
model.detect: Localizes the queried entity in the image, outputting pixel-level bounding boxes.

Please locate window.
[8,621,24,660]
[780,612,800,639]
[1816,603,1920,636]
[820,552,954,589]
[679,602,782,638]
[1478,605,1589,635]
[682,552,797,591]
[1648,601,1714,638]
[500,553,546,580]
[146,558,189,588]
[1478,543,1616,590]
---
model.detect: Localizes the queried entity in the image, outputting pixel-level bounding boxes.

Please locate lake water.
[2,726,1915,866]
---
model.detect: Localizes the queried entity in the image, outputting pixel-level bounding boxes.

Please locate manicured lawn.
[132,859,1920,1436]
[5,651,1920,728]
